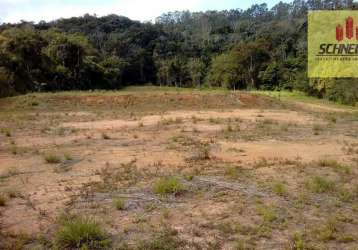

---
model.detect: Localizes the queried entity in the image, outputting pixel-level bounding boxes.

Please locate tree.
[187,58,206,88]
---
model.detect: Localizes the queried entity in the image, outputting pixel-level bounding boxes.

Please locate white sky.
[0,0,288,23]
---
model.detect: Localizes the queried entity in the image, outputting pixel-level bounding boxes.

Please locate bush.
[55,217,110,249]
[44,154,61,164]
[114,198,125,210]
[153,176,184,195]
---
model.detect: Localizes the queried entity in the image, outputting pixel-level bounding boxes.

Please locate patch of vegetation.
[64,153,73,161]
[1,128,11,137]
[95,160,141,191]
[224,165,243,179]
[338,188,354,202]
[0,168,20,182]
[196,141,211,160]
[316,159,351,174]
[253,157,273,168]
[271,181,287,196]
[315,218,339,242]
[54,216,111,249]
[153,176,185,195]
[257,204,277,223]
[137,228,186,250]
[114,198,126,210]
[306,176,336,193]
[313,124,323,135]
[159,117,183,126]
[44,154,62,164]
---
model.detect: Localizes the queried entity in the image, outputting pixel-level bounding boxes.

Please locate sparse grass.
[338,188,354,202]
[326,115,337,123]
[137,227,185,250]
[316,218,339,242]
[114,198,125,210]
[159,117,183,126]
[313,124,323,135]
[306,176,336,193]
[316,159,351,174]
[153,176,184,195]
[1,89,358,248]
[224,166,243,179]
[10,145,18,155]
[5,188,21,198]
[271,181,287,196]
[291,233,306,250]
[64,153,73,161]
[0,168,20,182]
[55,216,110,249]
[257,204,277,223]
[1,128,12,137]
[44,154,61,164]
[253,157,272,168]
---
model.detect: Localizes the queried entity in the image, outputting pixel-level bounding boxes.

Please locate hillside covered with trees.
[0,0,357,104]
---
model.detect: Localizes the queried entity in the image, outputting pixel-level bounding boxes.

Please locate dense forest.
[0,0,357,104]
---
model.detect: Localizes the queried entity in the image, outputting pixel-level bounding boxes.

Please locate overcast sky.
[0,0,288,23]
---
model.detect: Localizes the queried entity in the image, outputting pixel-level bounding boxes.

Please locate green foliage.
[0,2,356,105]
[55,216,111,249]
[153,176,184,195]
[114,198,126,210]
[257,204,277,223]
[44,154,61,164]
[272,181,287,196]
[306,176,336,193]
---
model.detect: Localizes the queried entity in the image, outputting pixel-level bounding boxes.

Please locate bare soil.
[0,90,357,249]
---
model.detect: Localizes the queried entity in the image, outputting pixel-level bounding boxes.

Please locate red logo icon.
[336,16,358,41]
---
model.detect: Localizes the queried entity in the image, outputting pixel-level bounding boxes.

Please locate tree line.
[0,0,357,105]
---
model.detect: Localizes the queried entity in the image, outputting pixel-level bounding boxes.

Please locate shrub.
[114,198,125,210]
[44,154,61,164]
[55,217,110,249]
[153,176,184,195]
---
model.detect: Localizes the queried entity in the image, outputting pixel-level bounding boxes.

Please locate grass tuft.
[114,198,126,210]
[257,204,277,223]
[44,154,61,164]
[306,176,336,193]
[153,176,184,195]
[316,159,351,174]
[55,216,110,249]
[272,181,287,196]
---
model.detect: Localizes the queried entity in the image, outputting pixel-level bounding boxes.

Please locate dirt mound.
[0,91,281,113]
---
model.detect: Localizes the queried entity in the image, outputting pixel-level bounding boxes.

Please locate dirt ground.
[0,89,358,249]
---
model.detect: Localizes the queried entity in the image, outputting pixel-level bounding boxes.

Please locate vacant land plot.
[0,88,358,249]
